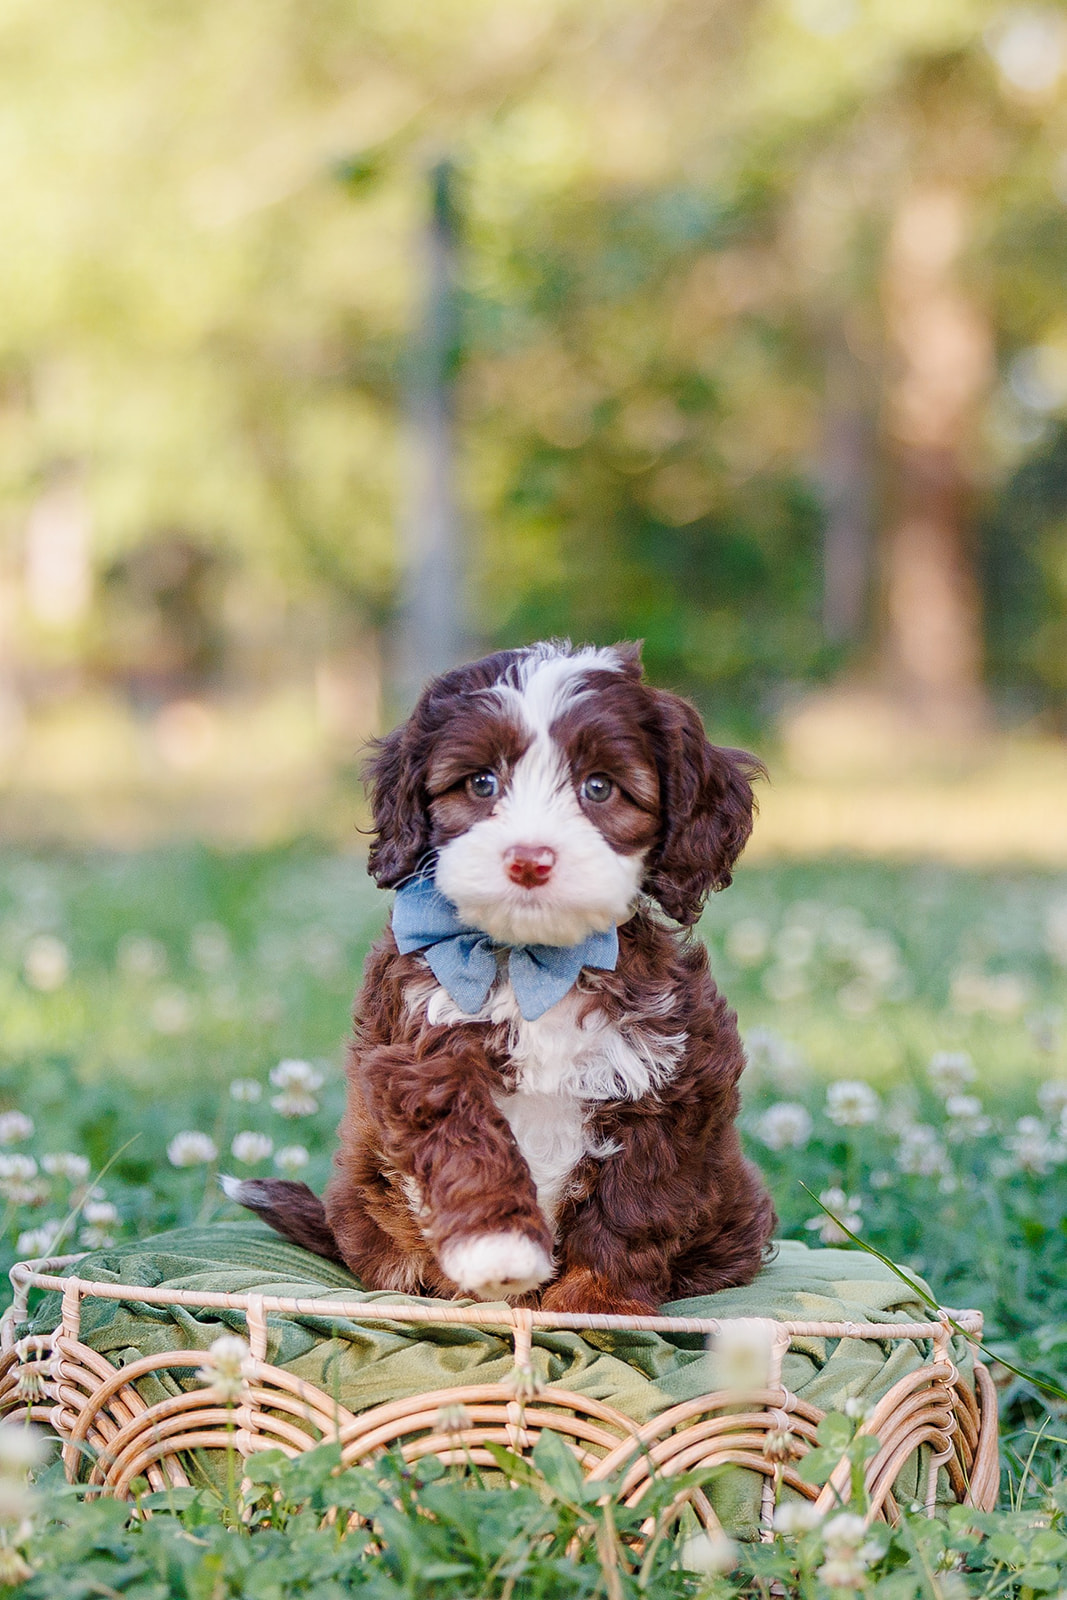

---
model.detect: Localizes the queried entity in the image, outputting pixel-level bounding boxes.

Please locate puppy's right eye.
[467,771,499,800]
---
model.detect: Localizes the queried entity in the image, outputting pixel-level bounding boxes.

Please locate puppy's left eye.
[580,774,614,803]
[467,771,500,800]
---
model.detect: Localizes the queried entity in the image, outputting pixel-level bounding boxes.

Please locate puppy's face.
[430,652,661,946]
[367,642,762,939]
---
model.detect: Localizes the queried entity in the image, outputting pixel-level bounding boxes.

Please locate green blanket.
[26,1224,972,1536]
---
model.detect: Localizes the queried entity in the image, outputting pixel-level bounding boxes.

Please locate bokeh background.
[3,0,1067,859]
[2,4,1067,1458]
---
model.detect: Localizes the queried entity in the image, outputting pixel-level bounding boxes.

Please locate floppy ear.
[610,639,645,681]
[644,692,764,925]
[364,723,432,888]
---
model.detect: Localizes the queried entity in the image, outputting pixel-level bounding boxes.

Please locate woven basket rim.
[5,1251,985,1346]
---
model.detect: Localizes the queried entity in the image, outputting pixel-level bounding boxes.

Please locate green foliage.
[16,1438,716,1598]
[5,1,1067,722]
[981,424,1067,721]
[8,1430,1067,1597]
[1,846,1067,1590]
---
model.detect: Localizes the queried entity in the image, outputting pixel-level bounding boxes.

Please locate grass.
[0,845,1066,1595]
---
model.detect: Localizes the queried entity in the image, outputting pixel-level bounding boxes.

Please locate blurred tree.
[1,0,1067,741]
[396,160,466,711]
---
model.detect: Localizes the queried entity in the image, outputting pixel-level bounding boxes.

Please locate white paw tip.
[439,1232,554,1299]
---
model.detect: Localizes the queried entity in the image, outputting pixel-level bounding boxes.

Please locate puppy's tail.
[219,1175,344,1264]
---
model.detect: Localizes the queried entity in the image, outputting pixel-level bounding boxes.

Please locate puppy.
[227,641,776,1315]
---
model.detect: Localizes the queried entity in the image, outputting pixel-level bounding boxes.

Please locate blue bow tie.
[391,877,619,1022]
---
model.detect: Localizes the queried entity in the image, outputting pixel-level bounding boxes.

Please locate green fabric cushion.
[26,1223,972,1537]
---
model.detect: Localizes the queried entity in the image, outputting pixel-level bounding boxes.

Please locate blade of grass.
[46,1136,142,1257]
[799,1180,1067,1404]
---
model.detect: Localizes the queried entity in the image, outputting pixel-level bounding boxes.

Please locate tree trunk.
[820,328,874,646]
[396,160,467,713]
[879,188,992,734]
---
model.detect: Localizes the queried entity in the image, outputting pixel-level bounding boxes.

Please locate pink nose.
[504,845,556,889]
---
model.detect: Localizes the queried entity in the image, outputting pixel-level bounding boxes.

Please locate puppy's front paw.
[438,1233,554,1300]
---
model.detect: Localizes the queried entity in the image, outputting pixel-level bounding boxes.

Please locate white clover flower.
[22,934,69,992]
[209,984,240,1021]
[678,1530,737,1575]
[837,977,879,1016]
[707,1319,775,1394]
[79,1225,116,1250]
[270,1090,319,1118]
[229,1078,263,1104]
[41,1152,90,1182]
[231,1132,273,1165]
[273,1145,309,1175]
[269,1059,324,1094]
[983,973,1030,1017]
[0,1423,47,1476]
[763,1428,803,1463]
[2,1181,48,1206]
[744,1027,806,1083]
[818,1552,869,1587]
[189,922,231,973]
[1046,900,1067,966]
[853,931,901,985]
[825,1080,880,1127]
[843,1395,872,1421]
[927,1051,976,1098]
[167,1131,218,1168]
[303,927,342,974]
[895,1124,950,1178]
[762,967,810,1003]
[196,1334,255,1402]
[823,907,866,952]
[754,1102,813,1152]
[433,1402,473,1436]
[949,969,988,1015]
[726,918,769,966]
[0,1156,37,1183]
[0,1477,34,1534]
[1006,1116,1065,1175]
[773,1500,822,1534]
[151,987,193,1035]
[950,972,1028,1018]
[944,1094,992,1141]
[82,1200,118,1227]
[0,1548,33,1584]
[1037,1080,1067,1120]
[0,1114,33,1147]
[822,1512,868,1550]
[15,1222,63,1258]
[806,1187,862,1245]
[116,932,168,978]
[1027,1009,1062,1054]
[774,924,815,967]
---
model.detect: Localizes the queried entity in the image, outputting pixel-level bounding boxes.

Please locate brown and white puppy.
[226,640,776,1315]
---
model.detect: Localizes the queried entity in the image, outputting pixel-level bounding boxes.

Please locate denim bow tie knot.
[391,877,619,1021]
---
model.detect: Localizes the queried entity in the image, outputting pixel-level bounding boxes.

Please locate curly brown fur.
[232,641,776,1312]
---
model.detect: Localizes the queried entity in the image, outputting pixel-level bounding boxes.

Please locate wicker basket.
[0,1252,999,1536]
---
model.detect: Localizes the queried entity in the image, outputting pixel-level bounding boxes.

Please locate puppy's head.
[367,641,762,944]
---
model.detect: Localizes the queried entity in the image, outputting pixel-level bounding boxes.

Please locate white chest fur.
[405,973,686,1230]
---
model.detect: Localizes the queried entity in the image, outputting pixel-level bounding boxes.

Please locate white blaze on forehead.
[486,643,625,742]
[485,644,624,823]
